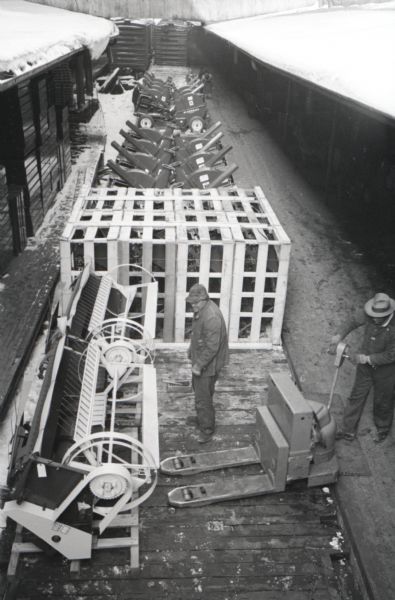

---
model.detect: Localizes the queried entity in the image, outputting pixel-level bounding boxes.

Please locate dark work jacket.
[188,299,229,377]
[339,310,395,372]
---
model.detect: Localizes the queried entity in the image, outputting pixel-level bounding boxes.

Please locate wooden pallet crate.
[226,216,290,345]
[7,184,27,254]
[0,84,37,159]
[173,206,234,343]
[60,187,290,345]
[61,225,176,343]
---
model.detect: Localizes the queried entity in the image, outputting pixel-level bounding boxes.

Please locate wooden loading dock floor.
[5,349,347,600]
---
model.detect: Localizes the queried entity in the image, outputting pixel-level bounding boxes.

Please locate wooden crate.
[60,187,290,346]
[63,187,176,341]
[173,201,234,342]
[218,187,291,345]
[109,19,152,71]
[0,84,37,160]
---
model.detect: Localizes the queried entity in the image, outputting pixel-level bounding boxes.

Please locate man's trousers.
[343,364,395,434]
[192,374,218,434]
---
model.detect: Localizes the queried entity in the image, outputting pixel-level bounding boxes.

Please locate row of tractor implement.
[132,70,210,132]
[104,71,238,189]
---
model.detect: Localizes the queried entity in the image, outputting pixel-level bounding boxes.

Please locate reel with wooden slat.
[3,264,159,561]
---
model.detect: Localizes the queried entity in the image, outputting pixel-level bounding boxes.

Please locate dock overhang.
[206,4,395,123]
[0,0,118,91]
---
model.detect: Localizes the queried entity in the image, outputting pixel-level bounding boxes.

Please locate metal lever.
[328,340,349,410]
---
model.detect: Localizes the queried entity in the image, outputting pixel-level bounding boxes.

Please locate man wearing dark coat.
[186,283,229,443]
[330,292,395,443]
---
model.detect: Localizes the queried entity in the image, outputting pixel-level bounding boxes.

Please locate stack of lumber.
[33,77,61,214]
[0,65,73,237]
[0,167,26,274]
[7,185,27,255]
[52,63,74,108]
[0,166,14,273]
[0,84,36,159]
[4,151,43,236]
[110,19,152,72]
[56,106,72,187]
[153,20,191,66]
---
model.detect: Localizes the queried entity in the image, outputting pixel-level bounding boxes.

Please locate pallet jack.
[161,366,343,508]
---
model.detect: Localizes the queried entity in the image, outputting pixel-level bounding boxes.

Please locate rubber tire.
[189,116,204,133]
[138,115,154,129]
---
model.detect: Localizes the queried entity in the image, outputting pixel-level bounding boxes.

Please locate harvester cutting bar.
[187,163,238,189]
[107,160,172,188]
[160,446,259,476]
[176,145,233,171]
[112,141,165,173]
[176,130,223,155]
[120,130,173,156]
[126,120,175,143]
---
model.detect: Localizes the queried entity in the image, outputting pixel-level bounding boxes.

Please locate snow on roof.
[0,0,118,78]
[206,4,395,119]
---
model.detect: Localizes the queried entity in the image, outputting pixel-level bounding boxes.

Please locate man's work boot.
[373,430,388,444]
[335,429,356,442]
[198,430,213,444]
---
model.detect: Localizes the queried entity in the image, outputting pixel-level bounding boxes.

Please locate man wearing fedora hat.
[330,292,395,443]
[186,283,229,443]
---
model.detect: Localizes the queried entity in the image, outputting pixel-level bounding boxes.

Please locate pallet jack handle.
[328,340,349,410]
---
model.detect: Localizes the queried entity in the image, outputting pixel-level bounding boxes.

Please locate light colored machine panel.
[266,372,313,455]
[255,406,289,491]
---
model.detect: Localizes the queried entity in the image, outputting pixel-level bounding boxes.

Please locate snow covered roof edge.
[0,1,118,78]
[206,5,395,120]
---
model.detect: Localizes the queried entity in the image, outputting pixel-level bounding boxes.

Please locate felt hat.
[364,293,395,318]
[186,283,209,303]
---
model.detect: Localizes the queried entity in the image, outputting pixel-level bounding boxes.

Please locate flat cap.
[186,283,209,303]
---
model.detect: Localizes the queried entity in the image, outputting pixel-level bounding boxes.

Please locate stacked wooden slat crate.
[0,67,73,239]
[153,21,191,66]
[0,166,14,274]
[4,151,42,235]
[0,84,41,235]
[60,186,291,346]
[56,106,72,187]
[33,77,61,215]
[109,19,152,72]
[0,165,26,274]
[0,84,37,157]
[7,185,27,255]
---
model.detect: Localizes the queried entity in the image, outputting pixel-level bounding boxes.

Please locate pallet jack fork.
[160,372,339,507]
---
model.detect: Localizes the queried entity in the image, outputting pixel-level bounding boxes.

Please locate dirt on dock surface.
[2,349,352,600]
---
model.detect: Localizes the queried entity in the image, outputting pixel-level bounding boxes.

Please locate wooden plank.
[99,68,121,93]
[142,365,159,468]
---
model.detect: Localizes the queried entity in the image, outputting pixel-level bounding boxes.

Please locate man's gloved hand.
[328,334,342,355]
[355,354,371,365]
[347,350,357,364]
[192,364,202,376]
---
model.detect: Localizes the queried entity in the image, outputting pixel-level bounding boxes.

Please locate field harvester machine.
[2,263,159,560]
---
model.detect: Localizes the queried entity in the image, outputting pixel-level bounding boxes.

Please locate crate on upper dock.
[60,186,290,345]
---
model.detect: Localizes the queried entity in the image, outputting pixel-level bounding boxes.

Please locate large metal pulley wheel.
[101,339,136,376]
[78,317,155,381]
[89,465,130,500]
[62,432,158,510]
[92,318,155,367]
